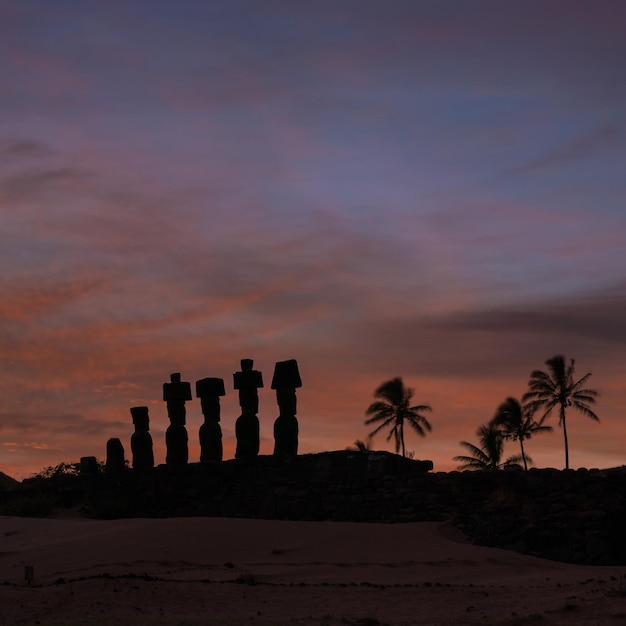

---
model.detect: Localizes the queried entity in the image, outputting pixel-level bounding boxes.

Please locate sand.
[1,515,625,625]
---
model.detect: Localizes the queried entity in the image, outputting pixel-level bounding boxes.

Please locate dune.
[1,515,625,625]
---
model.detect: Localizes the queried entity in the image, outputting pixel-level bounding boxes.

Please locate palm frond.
[571,372,592,390]
[406,419,427,437]
[571,401,600,421]
[453,455,490,470]
[406,411,432,433]
[373,377,411,406]
[572,391,598,403]
[409,404,432,413]
[546,355,567,381]
[456,441,490,463]
[501,454,525,469]
[365,401,394,418]
[529,424,553,436]
[367,417,395,437]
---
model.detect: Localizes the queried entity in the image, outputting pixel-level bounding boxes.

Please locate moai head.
[131,406,150,431]
[163,372,192,425]
[271,359,302,416]
[196,377,226,421]
[233,359,263,415]
[130,406,150,433]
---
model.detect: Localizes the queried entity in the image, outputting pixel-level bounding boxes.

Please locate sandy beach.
[0,515,625,625]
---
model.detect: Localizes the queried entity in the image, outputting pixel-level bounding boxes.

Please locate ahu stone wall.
[8,451,626,566]
[85,451,626,566]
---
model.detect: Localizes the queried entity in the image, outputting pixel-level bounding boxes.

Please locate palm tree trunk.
[519,437,528,471]
[561,404,569,469]
[400,421,405,457]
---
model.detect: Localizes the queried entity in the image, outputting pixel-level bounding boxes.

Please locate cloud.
[509,124,626,175]
[0,167,88,201]
[433,286,626,345]
[4,0,624,127]
[329,282,626,382]
[0,410,129,477]
[0,139,50,160]
[0,275,111,320]
[0,411,127,441]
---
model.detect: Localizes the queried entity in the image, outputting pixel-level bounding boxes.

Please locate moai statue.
[130,406,154,469]
[80,456,99,475]
[233,359,263,460]
[163,372,192,465]
[105,437,125,473]
[196,377,225,462]
[271,359,301,459]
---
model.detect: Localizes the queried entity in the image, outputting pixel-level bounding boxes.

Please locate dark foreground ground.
[2,516,626,626]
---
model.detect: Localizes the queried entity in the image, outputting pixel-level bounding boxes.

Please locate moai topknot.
[130,406,154,469]
[196,377,225,462]
[233,359,263,460]
[163,372,192,465]
[271,359,301,459]
[105,437,125,473]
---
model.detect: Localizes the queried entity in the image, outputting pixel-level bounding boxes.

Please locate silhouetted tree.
[34,462,81,479]
[32,460,106,479]
[347,435,373,452]
[454,423,524,471]
[365,377,432,457]
[491,397,552,471]
[523,355,599,470]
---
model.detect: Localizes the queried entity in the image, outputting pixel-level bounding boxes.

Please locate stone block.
[271,359,302,389]
[80,456,99,475]
[105,438,125,473]
[163,373,192,401]
[233,370,263,390]
[195,377,226,397]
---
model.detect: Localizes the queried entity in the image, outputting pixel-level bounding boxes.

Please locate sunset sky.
[2,1,626,479]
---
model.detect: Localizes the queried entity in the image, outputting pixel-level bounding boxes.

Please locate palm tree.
[347,435,373,452]
[491,397,553,471]
[454,422,524,471]
[364,377,432,457]
[523,355,599,470]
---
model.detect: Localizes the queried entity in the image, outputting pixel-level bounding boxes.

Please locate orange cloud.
[0,276,110,320]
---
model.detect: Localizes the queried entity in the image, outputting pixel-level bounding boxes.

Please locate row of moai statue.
[105,359,301,471]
